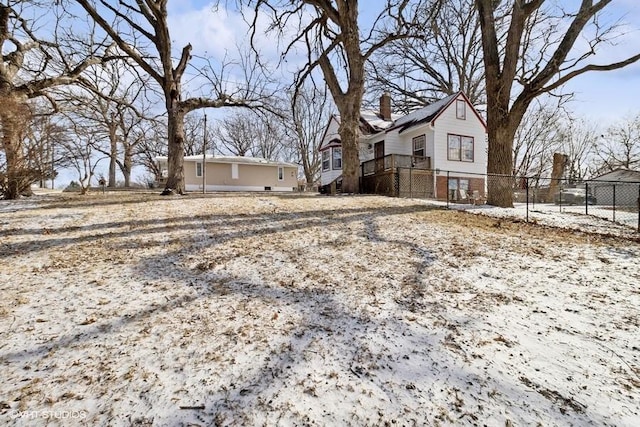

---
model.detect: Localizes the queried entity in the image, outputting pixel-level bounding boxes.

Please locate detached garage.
[590,169,640,206]
[157,155,298,192]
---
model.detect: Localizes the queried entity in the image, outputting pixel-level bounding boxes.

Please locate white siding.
[320,117,342,186]
[398,126,436,159]
[319,117,341,149]
[321,167,342,186]
[431,94,487,175]
[426,131,435,161]
[360,141,374,162]
[382,131,410,156]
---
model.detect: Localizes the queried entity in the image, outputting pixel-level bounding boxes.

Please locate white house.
[319,92,487,199]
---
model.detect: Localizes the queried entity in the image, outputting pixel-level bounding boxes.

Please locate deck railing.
[361,154,431,176]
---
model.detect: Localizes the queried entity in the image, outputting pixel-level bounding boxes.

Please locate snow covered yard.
[0,192,639,426]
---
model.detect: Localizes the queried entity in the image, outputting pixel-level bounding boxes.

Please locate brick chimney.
[380,92,391,121]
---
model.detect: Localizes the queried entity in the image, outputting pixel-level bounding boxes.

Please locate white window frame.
[196,162,203,177]
[412,135,426,158]
[461,137,474,162]
[456,99,466,120]
[232,163,239,180]
[332,147,342,170]
[278,166,284,181]
[447,134,474,162]
[322,150,330,171]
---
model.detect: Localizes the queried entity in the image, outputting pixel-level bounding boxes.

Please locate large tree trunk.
[2,121,24,199]
[338,113,360,194]
[486,113,519,207]
[108,122,118,187]
[122,144,132,188]
[164,87,186,194]
[0,94,30,200]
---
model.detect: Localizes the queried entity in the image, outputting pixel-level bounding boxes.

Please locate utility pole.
[202,113,207,194]
[51,142,55,189]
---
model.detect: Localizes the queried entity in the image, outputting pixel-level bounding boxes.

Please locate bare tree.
[22,106,70,189]
[252,0,436,193]
[559,118,599,183]
[136,118,168,184]
[0,1,104,198]
[55,60,153,187]
[367,0,484,112]
[594,113,640,174]
[183,113,220,157]
[512,99,565,179]
[59,120,107,194]
[285,83,332,187]
[213,111,258,157]
[475,0,640,207]
[251,120,284,161]
[73,0,273,194]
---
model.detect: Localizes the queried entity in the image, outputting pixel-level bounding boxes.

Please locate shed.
[590,169,640,206]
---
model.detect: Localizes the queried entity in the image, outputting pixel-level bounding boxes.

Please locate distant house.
[319,91,487,199]
[156,155,299,192]
[590,169,640,206]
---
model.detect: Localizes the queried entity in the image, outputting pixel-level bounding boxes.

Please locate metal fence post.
[558,180,563,211]
[613,184,616,223]
[525,177,529,223]
[410,167,413,199]
[532,180,536,209]
[446,171,450,209]
[585,182,589,216]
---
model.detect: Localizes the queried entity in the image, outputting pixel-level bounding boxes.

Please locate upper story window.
[412,135,426,157]
[456,99,466,120]
[196,162,203,177]
[447,134,474,162]
[332,147,342,170]
[322,150,330,171]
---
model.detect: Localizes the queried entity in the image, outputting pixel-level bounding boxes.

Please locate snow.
[1,192,639,426]
[443,201,640,239]
[359,110,402,131]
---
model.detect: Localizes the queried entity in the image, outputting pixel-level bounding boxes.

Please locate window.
[447,134,474,162]
[448,178,470,200]
[196,162,203,177]
[456,99,466,120]
[448,135,460,161]
[461,137,474,161]
[278,166,284,181]
[322,150,330,171]
[332,147,342,170]
[412,135,425,158]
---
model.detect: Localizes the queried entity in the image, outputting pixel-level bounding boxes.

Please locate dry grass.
[0,192,639,426]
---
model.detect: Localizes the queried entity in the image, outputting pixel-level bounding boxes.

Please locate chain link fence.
[520,176,640,232]
[360,168,640,232]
